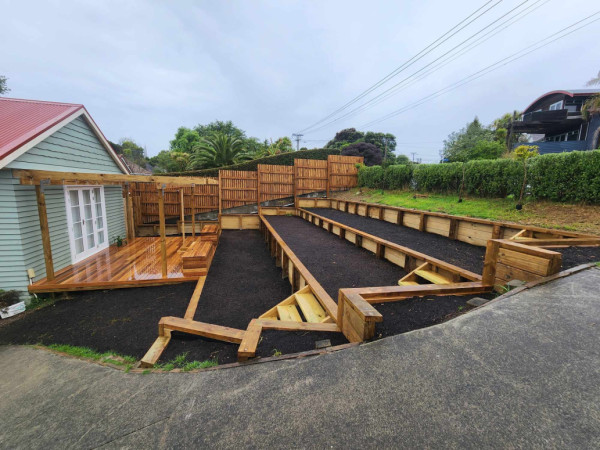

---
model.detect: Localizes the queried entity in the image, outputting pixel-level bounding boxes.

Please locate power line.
[303,0,543,135]
[359,11,600,129]
[296,0,503,134]
[291,133,303,150]
[304,0,550,133]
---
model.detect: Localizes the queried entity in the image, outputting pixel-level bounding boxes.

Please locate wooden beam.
[160,316,245,343]
[184,276,206,319]
[238,319,262,360]
[257,319,340,332]
[140,329,171,368]
[158,187,168,278]
[13,169,217,187]
[35,185,54,281]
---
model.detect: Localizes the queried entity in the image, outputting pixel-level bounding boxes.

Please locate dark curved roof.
[523,89,600,113]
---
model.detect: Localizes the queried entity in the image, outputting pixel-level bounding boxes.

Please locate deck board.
[30,237,202,293]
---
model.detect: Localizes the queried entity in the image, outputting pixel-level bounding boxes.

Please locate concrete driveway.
[1,267,599,449]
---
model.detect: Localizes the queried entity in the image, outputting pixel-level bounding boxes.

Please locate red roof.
[0,97,84,160]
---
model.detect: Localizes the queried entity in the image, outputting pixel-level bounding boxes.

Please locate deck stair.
[236,286,340,361]
[259,285,333,324]
[399,262,456,286]
[200,223,221,242]
[182,240,216,276]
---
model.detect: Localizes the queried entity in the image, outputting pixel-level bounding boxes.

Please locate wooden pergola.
[13,169,214,284]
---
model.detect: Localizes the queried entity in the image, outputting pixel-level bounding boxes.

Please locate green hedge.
[529,150,600,203]
[172,148,341,177]
[358,150,600,203]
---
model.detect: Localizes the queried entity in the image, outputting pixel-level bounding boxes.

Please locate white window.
[64,186,109,263]
[549,100,563,111]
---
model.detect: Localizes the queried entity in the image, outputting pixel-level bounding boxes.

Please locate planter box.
[0,301,25,319]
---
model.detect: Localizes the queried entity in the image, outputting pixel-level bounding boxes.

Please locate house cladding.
[0,114,127,297]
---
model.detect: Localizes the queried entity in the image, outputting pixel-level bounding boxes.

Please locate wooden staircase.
[399,262,457,286]
[181,224,221,276]
[259,285,333,324]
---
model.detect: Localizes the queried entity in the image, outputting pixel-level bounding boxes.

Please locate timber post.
[35,181,55,281]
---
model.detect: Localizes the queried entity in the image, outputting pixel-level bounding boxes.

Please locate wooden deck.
[30,237,202,293]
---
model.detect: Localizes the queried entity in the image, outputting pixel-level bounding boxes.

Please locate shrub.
[413,162,463,193]
[383,164,414,189]
[463,159,523,197]
[358,165,384,188]
[529,150,600,203]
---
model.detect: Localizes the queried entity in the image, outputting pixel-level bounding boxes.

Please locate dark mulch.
[0,282,197,358]
[557,246,600,269]
[162,229,301,364]
[372,293,495,339]
[265,215,404,299]
[306,208,486,274]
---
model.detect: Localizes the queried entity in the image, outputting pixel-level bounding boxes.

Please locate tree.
[470,141,505,160]
[512,145,539,210]
[363,131,397,154]
[169,127,201,154]
[326,128,364,148]
[149,150,179,173]
[170,151,191,172]
[442,117,500,162]
[582,71,600,121]
[190,132,251,169]
[394,154,411,165]
[194,120,246,141]
[341,142,382,166]
[0,75,9,95]
[491,111,525,150]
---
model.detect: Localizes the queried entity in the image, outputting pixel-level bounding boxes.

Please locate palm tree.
[586,70,600,87]
[170,151,190,172]
[190,132,251,169]
[582,71,600,121]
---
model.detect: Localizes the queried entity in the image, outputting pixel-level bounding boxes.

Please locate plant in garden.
[190,132,252,169]
[512,145,539,210]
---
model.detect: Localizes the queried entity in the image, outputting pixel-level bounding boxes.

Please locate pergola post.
[180,188,185,246]
[125,183,135,243]
[158,185,168,278]
[35,183,55,281]
[191,183,196,238]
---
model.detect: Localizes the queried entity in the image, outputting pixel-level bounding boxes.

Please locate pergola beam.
[12,169,217,187]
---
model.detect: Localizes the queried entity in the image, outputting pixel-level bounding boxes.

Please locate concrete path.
[1,267,599,449]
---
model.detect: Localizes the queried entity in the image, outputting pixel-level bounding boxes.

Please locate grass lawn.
[333,189,600,235]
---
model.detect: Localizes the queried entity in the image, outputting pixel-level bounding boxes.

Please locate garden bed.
[265,215,404,298]
[305,207,486,273]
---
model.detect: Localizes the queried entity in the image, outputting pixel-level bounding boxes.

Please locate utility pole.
[292,133,303,151]
[411,152,417,162]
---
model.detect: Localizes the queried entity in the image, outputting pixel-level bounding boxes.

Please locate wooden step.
[277,304,303,322]
[201,224,221,242]
[182,241,215,270]
[295,292,327,323]
[160,317,245,343]
[414,269,452,285]
[399,281,419,286]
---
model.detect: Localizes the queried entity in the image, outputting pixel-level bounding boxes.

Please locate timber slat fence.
[131,155,363,223]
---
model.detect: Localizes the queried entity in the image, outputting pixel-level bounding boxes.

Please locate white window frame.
[549,100,563,111]
[64,185,109,263]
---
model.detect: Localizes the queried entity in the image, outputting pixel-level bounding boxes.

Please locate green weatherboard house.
[0,98,130,299]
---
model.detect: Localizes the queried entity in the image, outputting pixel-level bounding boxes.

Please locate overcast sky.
[2,0,599,162]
